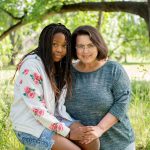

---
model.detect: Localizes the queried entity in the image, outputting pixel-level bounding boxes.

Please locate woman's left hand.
[79,125,104,144]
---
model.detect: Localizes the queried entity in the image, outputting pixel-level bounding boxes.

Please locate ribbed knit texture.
[65,60,135,150]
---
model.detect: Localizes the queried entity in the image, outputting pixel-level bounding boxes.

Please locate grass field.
[0,64,150,150]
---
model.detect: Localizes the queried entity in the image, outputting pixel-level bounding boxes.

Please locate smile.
[83,55,91,58]
[54,54,62,57]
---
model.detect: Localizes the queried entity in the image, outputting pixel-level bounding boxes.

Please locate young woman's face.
[76,35,98,64]
[52,33,67,62]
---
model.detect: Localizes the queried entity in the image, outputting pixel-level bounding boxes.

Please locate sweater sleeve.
[17,61,70,137]
[109,65,131,122]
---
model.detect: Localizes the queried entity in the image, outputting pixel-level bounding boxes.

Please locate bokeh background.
[0,0,150,149]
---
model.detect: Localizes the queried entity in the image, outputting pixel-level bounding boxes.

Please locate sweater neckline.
[72,60,110,74]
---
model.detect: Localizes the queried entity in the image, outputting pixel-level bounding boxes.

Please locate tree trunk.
[148,0,150,40]
[96,11,103,31]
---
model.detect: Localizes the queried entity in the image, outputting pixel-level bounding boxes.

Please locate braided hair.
[15,23,72,98]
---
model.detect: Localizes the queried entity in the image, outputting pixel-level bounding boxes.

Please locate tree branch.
[0,7,25,20]
[59,2,148,24]
[0,21,24,41]
[0,1,149,41]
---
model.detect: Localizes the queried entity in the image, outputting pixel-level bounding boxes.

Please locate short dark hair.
[71,25,108,60]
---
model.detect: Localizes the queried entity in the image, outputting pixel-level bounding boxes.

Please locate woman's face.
[76,35,98,64]
[52,33,67,62]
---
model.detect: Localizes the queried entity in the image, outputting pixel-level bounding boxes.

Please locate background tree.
[0,0,149,66]
[0,0,149,40]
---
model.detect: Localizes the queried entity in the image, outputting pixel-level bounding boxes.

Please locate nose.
[82,46,89,53]
[56,45,63,52]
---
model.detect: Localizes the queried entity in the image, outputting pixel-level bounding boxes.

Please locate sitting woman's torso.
[65,60,135,150]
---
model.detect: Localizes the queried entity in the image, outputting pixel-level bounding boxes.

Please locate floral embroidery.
[30,72,42,85]
[49,123,57,131]
[38,96,42,101]
[32,108,45,116]
[57,123,64,132]
[41,99,46,107]
[22,69,29,75]
[49,123,64,132]
[24,86,36,98]
[38,97,46,107]
[19,79,23,84]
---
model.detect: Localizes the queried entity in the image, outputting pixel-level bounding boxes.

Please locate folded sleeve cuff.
[57,123,70,137]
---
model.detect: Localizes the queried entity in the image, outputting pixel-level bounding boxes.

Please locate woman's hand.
[69,126,85,140]
[79,125,104,144]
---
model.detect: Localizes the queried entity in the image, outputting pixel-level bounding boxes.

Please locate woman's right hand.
[68,122,86,141]
[69,126,85,140]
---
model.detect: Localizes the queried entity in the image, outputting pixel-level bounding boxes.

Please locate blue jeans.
[14,118,77,150]
[14,129,55,150]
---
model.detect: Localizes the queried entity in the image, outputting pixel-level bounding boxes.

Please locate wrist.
[96,125,105,136]
[66,131,70,139]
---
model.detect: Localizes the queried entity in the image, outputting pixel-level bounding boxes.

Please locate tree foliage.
[0,0,149,66]
[0,0,149,41]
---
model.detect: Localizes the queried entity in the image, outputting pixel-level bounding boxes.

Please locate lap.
[14,128,81,150]
[14,129,55,150]
[52,134,81,150]
[69,122,100,150]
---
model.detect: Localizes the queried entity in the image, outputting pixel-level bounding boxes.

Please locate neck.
[76,59,106,72]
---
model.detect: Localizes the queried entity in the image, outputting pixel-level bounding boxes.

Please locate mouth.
[54,54,62,58]
[83,55,91,59]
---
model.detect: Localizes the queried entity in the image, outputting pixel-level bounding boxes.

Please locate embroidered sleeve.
[17,61,70,137]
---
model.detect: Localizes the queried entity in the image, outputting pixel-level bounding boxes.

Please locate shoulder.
[106,60,123,69]
[19,54,43,70]
[106,60,125,72]
[17,55,45,79]
[105,60,128,80]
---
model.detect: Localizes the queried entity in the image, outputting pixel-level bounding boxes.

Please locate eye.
[62,45,67,48]
[76,45,84,49]
[87,44,95,49]
[52,43,58,47]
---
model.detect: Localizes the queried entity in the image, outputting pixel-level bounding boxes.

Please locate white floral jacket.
[10,54,72,138]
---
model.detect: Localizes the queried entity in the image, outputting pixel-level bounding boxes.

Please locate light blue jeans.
[15,128,55,150]
[14,118,77,150]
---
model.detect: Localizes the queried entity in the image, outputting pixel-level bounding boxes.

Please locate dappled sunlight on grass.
[0,66,150,149]
[129,80,150,150]
[123,64,150,81]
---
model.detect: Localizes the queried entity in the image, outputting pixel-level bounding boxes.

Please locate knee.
[84,139,100,150]
[94,138,100,146]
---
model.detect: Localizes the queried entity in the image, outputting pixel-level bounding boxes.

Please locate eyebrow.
[77,42,93,45]
[53,40,67,43]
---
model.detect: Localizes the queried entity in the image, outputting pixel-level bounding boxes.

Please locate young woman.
[10,23,83,150]
[65,25,135,150]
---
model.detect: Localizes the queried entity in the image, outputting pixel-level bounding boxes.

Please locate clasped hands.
[69,125,103,144]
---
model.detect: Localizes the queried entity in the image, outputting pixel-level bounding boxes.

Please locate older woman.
[65,25,135,150]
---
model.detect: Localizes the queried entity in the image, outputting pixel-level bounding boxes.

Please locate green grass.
[129,80,150,150]
[0,67,150,150]
[0,78,24,150]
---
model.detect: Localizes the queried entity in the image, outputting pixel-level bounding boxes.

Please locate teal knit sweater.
[65,60,135,150]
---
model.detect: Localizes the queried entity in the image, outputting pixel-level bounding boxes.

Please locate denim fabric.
[14,129,55,150]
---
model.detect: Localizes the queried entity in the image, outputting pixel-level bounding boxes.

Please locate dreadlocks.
[14,23,72,98]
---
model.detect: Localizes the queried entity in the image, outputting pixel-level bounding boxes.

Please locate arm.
[18,61,70,137]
